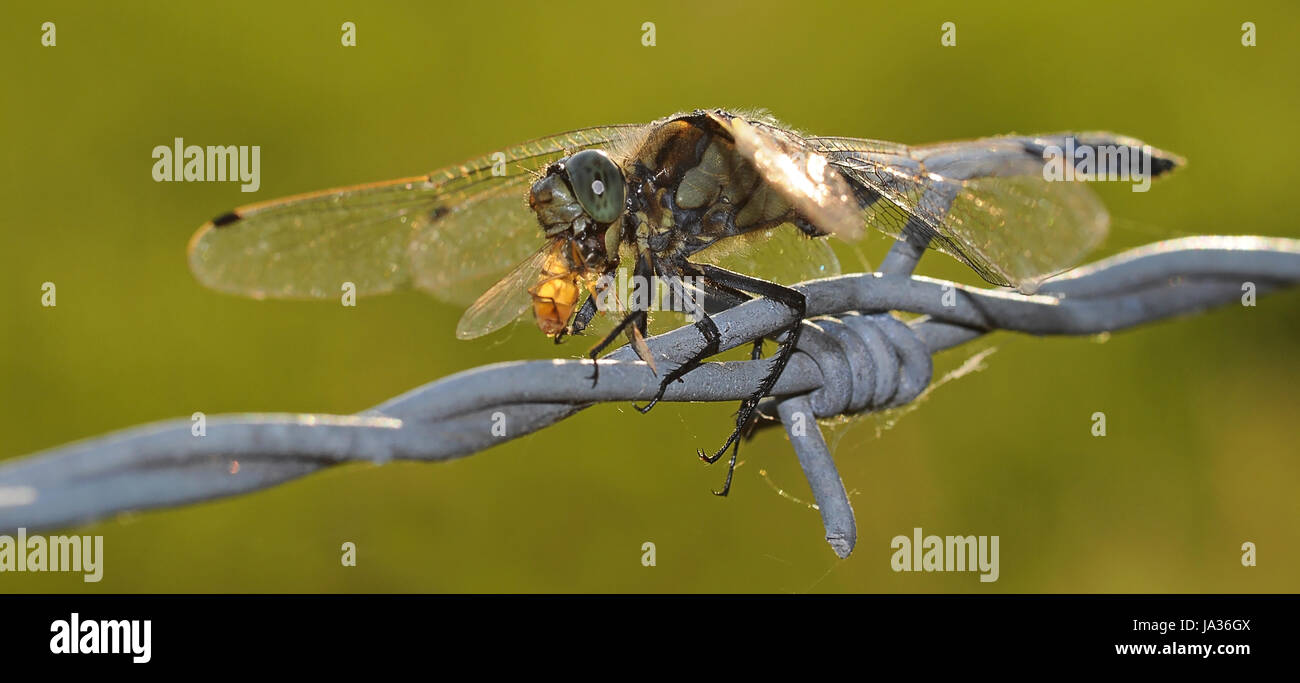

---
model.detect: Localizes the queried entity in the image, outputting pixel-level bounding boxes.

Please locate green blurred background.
[2,0,1297,593]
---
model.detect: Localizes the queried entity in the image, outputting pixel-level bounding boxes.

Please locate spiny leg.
[634,305,763,414]
[689,263,807,496]
[633,315,721,414]
[554,294,597,345]
[582,256,655,386]
[630,274,729,414]
[702,319,803,462]
[702,337,784,498]
[702,321,802,497]
[711,437,742,497]
[585,308,647,387]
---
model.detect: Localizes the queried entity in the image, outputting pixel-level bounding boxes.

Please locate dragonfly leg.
[688,263,806,496]
[555,295,598,345]
[585,309,647,387]
[629,270,765,415]
[693,341,765,497]
[633,315,721,414]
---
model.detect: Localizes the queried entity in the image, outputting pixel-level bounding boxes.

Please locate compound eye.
[565,149,626,224]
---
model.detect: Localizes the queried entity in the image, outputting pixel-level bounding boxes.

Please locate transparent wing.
[808,133,1183,292]
[187,124,645,303]
[407,185,545,307]
[455,242,556,339]
[708,112,864,241]
[693,223,841,285]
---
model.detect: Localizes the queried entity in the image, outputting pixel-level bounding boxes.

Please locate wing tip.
[1150,150,1186,178]
[187,211,240,259]
[454,324,485,341]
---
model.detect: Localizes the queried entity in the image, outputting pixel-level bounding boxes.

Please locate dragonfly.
[189,108,1183,495]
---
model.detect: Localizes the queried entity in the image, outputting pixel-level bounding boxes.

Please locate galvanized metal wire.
[1,235,1297,558]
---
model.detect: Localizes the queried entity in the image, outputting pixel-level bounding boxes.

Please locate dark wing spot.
[211,211,241,227]
[1150,154,1180,178]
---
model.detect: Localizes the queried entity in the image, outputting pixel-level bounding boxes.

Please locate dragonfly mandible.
[189,108,1183,494]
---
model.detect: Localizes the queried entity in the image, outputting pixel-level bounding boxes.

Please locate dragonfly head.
[529,149,627,239]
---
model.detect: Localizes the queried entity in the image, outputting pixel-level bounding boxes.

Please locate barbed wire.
[1,235,1297,558]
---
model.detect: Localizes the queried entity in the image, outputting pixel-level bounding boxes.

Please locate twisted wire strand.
[1,236,1297,556]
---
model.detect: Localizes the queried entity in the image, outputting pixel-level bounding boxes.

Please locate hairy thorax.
[623,114,802,264]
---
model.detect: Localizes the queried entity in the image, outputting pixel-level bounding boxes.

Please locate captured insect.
[189,108,1183,494]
